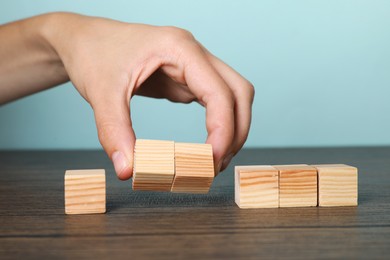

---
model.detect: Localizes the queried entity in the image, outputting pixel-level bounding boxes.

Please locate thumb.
[92,98,135,180]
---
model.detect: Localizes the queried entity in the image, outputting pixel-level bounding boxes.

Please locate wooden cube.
[171,142,214,194]
[133,139,175,191]
[235,165,279,208]
[273,164,317,207]
[312,164,358,207]
[64,169,106,215]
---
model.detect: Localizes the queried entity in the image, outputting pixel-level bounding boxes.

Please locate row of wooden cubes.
[235,164,358,208]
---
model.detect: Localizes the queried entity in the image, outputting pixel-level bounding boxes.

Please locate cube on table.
[313,164,358,207]
[235,165,279,208]
[64,169,106,215]
[273,164,317,207]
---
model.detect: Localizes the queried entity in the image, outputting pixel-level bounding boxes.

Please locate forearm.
[0,13,68,105]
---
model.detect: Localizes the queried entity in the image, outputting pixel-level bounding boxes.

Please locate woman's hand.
[1,12,254,180]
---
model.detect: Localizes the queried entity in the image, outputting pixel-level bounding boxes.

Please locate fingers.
[153,30,253,174]
[167,44,235,175]
[91,91,135,180]
[204,52,255,171]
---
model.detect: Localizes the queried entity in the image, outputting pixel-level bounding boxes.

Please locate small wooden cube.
[273,164,317,207]
[312,164,358,207]
[133,139,175,191]
[64,169,106,215]
[171,142,214,194]
[235,165,279,208]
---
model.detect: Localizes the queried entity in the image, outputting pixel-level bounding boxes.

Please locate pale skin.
[0,12,254,180]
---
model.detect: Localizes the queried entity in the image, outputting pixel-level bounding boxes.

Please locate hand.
[0,12,254,179]
[44,13,254,179]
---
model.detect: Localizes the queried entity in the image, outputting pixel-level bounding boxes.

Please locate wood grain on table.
[1,147,390,259]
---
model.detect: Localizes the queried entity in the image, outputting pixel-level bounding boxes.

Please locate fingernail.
[112,151,128,178]
[222,153,234,170]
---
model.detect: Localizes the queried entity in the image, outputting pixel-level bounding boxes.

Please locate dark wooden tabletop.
[1,147,390,259]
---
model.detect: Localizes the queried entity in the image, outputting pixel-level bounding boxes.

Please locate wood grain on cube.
[312,164,358,207]
[235,165,279,208]
[64,169,106,215]
[133,139,175,191]
[171,142,214,194]
[273,164,317,208]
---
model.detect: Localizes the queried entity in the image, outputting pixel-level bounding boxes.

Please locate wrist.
[31,12,69,81]
[39,12,72,64]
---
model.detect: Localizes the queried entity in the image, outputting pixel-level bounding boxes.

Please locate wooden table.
[1,148,390,259]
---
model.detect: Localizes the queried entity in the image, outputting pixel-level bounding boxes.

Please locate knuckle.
[161,26,195,42]
[245,81,255,102]
[159,26,198,56]
[236,79,255,103]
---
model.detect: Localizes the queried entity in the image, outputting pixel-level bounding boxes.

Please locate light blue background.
[1,0,389,149]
